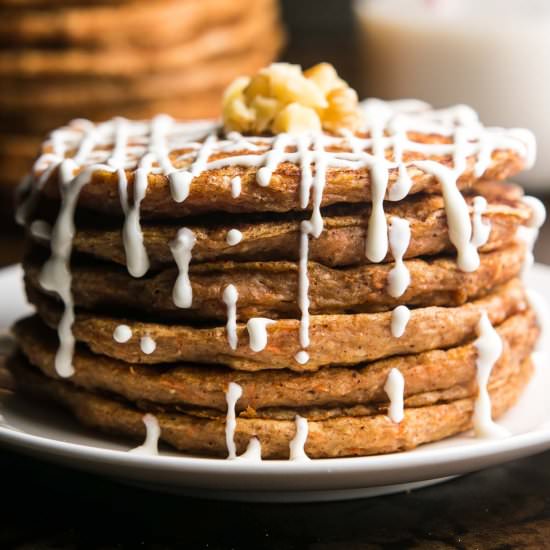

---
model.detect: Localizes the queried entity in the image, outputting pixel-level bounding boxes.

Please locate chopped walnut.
[222,62,362,135]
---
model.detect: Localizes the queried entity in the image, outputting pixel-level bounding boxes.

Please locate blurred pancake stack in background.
[0,0,284,210]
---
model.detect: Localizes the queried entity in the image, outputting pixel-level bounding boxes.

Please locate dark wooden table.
[1,448,550,548]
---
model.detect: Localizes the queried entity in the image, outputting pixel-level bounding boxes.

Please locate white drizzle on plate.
[129,414,160,455]
[289,415,311,461]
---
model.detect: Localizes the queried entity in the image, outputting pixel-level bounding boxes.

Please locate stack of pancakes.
[0,0,283,198]
[9,95,544,459]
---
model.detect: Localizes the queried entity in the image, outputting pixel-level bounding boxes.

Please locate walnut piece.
[222,63,362,135]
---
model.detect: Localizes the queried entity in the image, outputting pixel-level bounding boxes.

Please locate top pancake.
[18,100,534,220]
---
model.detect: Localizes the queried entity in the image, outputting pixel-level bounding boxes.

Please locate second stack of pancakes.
[11,63,544,459]
[0,0,283,200]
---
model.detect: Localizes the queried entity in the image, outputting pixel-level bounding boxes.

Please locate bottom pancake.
[7,351,533,459]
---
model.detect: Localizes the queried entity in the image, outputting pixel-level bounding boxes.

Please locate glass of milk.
[354,0,550,190]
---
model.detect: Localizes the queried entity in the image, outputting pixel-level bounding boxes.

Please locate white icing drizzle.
[225,382,243,460]
[387,217,411,298]
[113,324,132,343]
[170,227,196,308]
[526,288,550,353]
[384,368,405,423]
[140,335,156,355]
[129,414,160,455]
[230,176,242,198]
[391,305,411,338]
[223,284,239,350]
[294,350,310,364]
[235,437,262,462]
[471,196,491,248]
[257,133,291,187]
[473,312,510,439]
[226,229,243,246]
[172,133,217,202]
[246,317,275,352]
[298,220,312,353]
[289,415,311,461]
[29,219,52,241]
[414,159,479,272]
[38,160,97,378]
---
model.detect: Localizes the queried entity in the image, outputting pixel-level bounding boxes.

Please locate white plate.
[0,263,549,502]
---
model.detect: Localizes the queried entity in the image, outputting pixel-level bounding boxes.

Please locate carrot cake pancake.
[8,62,546,459]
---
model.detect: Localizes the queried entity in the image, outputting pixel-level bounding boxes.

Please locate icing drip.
[414,159,479,272]
[471,196,491,248]
[235,437,262,462]
[387,217,411,298]
[140,335,156,355]
[129,414,160,455]
[473,312,510,439]
[298,221,312,353]
[526,289,550,353]
[362,105,390,262]
[246,317,275,352]
[289,415,311,461]
[384,368,405,423]
[391,305,411,338]
[173,133,217,202]
[230,176,242,198]
[297,135,313,209]
[119,163,150,278]
[170,227,196,308]
[389,163,413,202]
[226,229,243,246]
[294,350,310,364]
[225,382,243,459]
[309,134,329,237]
[29,219,52,241]
[38,160,96,378]
[223,284,239,350]
[113,324,132,343]
[257,133,291,187]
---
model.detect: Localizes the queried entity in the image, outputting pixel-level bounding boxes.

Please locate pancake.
[7,351,533,458]
[27,181,531,269]
[35,144,527,220]
[24,243,526,322]
[0,1,281,84]
[28,278,529,371]
[13,307,538,412]
[0,0,259,48]
[0,88,229,136]
[0,36,282,111]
